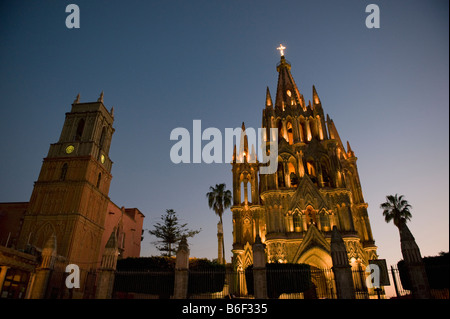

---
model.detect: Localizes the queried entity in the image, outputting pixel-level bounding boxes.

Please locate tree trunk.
[219,215,226,265]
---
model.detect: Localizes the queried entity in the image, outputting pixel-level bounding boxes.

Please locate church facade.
[231,54,378,273]
[0,94,144,299]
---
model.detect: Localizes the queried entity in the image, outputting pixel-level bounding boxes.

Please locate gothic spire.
[238,122,249,162]
[274,55,304,110]
[265,86,273,108]
[313,85,321,105]
[347,141,355,157]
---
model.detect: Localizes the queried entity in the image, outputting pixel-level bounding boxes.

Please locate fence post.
[252,235,268,299]
[96,231,119,299]
[331,226,355,299]
[28,234,57,299]
[173,236,189,299]
[390,265,400,298]
[399,222,431,299]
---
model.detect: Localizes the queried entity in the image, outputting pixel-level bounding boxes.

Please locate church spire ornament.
[98,91,104,103]
[74,93,80,104]
[277,44,286,57]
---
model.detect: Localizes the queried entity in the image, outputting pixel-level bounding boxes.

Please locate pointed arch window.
[293,212,302,232]
[286,121,294,145]
[320,213,331,231]
[288,161,298,187]
[310,118,319,139]
[298,120,305,142]
[306,160,318,186]
[305,206,317,227]
[60,163,68,181]
[320,158,332,188]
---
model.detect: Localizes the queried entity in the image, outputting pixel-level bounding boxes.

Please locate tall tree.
[148,209,201,257]
[380,194,412,228]
[207,183,232,264]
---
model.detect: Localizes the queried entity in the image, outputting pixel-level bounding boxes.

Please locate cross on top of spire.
[277,44,286,57]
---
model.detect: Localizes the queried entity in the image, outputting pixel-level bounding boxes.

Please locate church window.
[287,122,294,145]
[320,213,330,231]
[60,163,68,181]
[293,213,302,232]
[240,181,245,203]
[277,120,284,141]
[298,120,305,142]
[288,161,297,187]
[307,162,315,175]
[305,206,317,227]
[96,173,101,188]
[320,159,332,187]
[75,119,85,141]
[99,127,106,151]
[306,160,319,186]
[277,161,285,188]
[290,172,298,187]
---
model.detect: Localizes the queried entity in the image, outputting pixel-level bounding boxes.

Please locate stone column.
[217,222,224,265]
[95,231,119,299]
[0,266,10,292]
[29,234,57,299]
[173,236,189,299]
[252,235,267,299]
[331,226,355,299]
[399,222,431,299]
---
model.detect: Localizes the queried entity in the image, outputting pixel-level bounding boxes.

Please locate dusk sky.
[0,0,448,272]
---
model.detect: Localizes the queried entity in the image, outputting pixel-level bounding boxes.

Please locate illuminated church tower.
[231,47,378,274]
[17,93,115,277]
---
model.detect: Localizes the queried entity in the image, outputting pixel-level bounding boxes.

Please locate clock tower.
[17,93,115,273]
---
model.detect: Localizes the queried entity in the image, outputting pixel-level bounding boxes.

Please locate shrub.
[398,252,449,290]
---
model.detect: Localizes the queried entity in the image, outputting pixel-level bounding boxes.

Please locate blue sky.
[0,0,448,269]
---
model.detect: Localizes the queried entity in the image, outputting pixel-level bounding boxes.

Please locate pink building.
[100,202,145,261]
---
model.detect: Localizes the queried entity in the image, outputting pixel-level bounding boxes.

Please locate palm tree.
[207,183,232,264]
[380,194,412,228]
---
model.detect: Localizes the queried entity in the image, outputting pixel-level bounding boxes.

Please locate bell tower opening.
[75,118,85,141]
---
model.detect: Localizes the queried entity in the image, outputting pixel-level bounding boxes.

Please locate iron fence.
[112,267,371,299]
[111,265,448,299]
[113,270,175,299]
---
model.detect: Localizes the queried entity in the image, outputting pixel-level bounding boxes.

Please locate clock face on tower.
[65,145,75,154]
[100,154,105,163]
